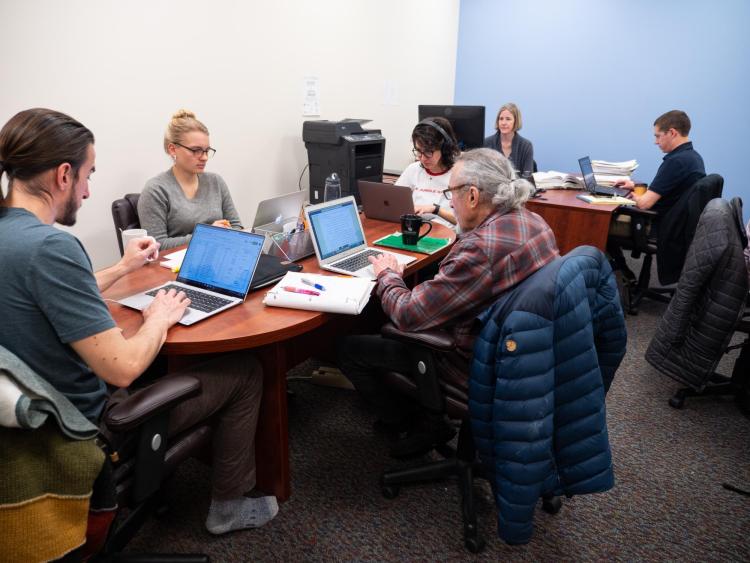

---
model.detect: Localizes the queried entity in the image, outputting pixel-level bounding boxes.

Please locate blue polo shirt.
[649,141,705,215]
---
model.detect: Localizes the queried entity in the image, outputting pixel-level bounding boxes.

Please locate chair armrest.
[614,206,659,219]
[104,375,201,433]
[381,322,456,352]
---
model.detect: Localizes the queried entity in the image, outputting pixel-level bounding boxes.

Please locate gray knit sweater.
[138,169,243,250]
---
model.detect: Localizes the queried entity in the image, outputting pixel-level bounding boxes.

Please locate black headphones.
[418,118,452,145]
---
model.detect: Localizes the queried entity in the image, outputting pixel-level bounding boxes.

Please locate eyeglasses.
[442,184,469,200]
[174,142,216,158]
[412,148,435,159]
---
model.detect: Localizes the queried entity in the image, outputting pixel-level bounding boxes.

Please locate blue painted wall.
[455,0,750,219]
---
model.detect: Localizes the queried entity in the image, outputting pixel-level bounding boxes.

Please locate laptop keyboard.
[146,284,233,313]
[332,249,383,272]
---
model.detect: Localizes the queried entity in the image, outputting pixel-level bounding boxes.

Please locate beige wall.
[0,0,460,268]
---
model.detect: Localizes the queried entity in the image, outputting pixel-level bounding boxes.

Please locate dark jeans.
[337,334,418,425]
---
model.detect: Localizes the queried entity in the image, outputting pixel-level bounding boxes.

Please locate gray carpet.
[125,296,750,561]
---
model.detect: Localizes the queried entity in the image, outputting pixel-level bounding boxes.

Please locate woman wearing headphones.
[483,102,534,179]
[395,117,460,228]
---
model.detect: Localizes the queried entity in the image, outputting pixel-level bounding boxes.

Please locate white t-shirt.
[395,162,454,228]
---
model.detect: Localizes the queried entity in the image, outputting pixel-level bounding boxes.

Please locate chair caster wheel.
[669,395,685,409]
[464,536,485,553]
[542,495,562,514]
[381,484,400,499]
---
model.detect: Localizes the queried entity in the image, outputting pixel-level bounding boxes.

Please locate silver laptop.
[252,190,307,234]
[304,196,415,280]
[358,180,415,223]
[117,224,264,325]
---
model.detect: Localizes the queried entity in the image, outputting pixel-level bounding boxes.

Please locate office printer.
[303,120,386,204]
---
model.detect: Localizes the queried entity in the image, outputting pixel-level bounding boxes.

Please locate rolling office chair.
[378,247,625,551]
[112,193,141,256]
[645,197,749,409]
[608,174,723,314]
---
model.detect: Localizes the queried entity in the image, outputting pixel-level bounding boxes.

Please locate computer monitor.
[417,105,485,150]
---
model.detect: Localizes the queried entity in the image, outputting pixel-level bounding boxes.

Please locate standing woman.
[138,110,243,250]
[483,102,534,179]
[395,117,460,228]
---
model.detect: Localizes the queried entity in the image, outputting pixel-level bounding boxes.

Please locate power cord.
[298,163,309,191]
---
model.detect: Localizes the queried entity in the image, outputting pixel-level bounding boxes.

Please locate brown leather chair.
[112,193,141,256]
[377,323,560,554]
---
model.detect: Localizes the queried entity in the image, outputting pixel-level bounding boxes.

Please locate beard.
[57,187,79,226]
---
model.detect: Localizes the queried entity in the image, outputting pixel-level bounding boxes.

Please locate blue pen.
[301,278,326,291]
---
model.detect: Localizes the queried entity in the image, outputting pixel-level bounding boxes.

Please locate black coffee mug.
[401,213,433,245]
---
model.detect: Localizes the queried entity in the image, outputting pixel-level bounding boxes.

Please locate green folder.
[373,232,451,255]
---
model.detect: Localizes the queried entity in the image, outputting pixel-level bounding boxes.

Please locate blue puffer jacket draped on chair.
[469,246,627,545]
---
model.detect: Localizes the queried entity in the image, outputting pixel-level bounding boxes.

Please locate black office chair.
[645,197,749,409]
[112,193,141,256]
[609,174,723,314]
[95,375,213,560]
[377,325,561,554]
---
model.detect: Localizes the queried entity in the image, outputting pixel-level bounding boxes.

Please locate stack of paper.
[263,272,375,315]
[591,159,639,186]
[532,171,583,190]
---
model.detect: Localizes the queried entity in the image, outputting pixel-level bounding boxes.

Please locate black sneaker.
[388,418,456,459]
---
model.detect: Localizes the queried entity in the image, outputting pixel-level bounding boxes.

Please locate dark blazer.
[483,132,534,178]
[469,246,626,545]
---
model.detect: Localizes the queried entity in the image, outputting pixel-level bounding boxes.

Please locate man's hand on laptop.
[614,179,635,189]
[143,288,191,327]
[369,253,404,278]
[213,219,232,228]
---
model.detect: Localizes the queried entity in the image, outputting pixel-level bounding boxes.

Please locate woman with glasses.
[395,117,460,228]
[483,102,534,180]
[138,110,243,250]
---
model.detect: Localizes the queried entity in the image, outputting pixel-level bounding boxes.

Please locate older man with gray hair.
[338,148,559,457]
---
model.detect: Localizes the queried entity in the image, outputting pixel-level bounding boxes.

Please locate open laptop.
[252,190,307,234]
[117,224,264,325]
[578,156,630,197]
[304,196,415,279]
[358,180,415,223]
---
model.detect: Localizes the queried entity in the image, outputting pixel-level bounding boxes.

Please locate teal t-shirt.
[0,207,116,421]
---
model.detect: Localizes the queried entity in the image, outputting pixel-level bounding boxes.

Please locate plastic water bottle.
[323,172,341,202]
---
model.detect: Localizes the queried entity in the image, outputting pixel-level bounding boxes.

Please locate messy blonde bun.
[163,109,209,153]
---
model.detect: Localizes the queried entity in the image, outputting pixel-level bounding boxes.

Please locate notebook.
[304,196,415,279]
[578,156,630,197]
[117,224,264,325]
[358,180,415,223]
[252,190,307,233]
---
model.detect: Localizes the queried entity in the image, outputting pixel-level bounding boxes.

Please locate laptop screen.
[578,157,597,192]
[177,224,264,299]
[307,199,365,260]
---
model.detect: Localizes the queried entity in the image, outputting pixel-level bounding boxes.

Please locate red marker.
[283,286,320,296]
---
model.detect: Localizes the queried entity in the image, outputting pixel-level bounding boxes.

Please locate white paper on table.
[160,248,187,270]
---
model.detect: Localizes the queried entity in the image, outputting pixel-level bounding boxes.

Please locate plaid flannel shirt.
[376,207,559,357]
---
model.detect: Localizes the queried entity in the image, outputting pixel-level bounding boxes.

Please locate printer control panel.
[343,133,383,142]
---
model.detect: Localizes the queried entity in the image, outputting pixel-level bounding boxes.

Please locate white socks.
[205,495,279,535]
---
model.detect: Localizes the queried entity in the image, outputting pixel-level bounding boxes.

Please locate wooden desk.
[104,218,455,501]
[526,190,620,254]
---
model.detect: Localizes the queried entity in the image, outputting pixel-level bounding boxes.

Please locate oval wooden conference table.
[104,217,456,501]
